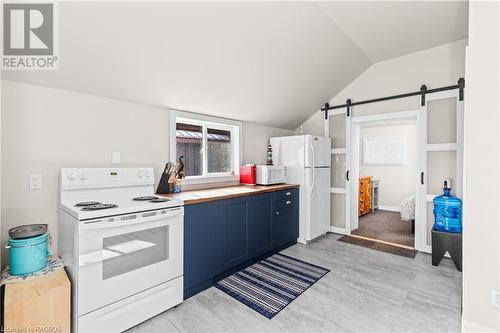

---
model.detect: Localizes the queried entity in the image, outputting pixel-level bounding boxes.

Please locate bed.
[400,195,416,233]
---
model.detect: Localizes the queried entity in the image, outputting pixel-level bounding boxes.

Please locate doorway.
[350,110,419,249]
[324,88,464,254]
[350,117,418,249]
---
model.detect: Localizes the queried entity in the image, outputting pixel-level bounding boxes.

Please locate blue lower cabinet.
[184,201,225,298]
[273,189,299,248]
[183,188,299,299]
[248,193,274,257]
[224,198,250,269]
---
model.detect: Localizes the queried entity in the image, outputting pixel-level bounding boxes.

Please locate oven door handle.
[79,251,113,267]
[79,206,183,232]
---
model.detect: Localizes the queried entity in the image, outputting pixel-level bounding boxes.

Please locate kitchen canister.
[5,224,51,275]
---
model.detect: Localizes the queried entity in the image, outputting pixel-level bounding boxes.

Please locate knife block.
[156,171,173,194]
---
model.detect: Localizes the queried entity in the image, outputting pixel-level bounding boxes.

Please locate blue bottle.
[433,181,462,233]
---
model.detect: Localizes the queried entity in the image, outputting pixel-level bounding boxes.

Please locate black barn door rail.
[322,78,465,117]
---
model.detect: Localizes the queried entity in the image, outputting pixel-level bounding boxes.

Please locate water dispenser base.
[431,228,462,272]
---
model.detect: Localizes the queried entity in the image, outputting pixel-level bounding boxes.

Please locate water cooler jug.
[433,180,462,232]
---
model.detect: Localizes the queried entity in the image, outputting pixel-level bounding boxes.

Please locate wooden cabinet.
[3,269,71,333]
[359,176,372,216]
[183,188,299,299]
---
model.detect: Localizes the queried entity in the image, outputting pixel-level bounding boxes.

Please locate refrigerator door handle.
[310,144,315,193]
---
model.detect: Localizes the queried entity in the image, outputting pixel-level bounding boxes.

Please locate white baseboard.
[418,244,432,254]
[462,319,498,332]
[330,226,350,235]
[378,205,401,212]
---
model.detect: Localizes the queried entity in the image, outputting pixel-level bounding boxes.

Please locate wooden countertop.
[158,184,299,205]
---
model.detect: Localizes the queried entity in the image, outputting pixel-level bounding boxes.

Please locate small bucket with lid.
[5,224,51,275]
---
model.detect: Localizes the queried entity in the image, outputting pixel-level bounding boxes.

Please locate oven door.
[77,207,183,315]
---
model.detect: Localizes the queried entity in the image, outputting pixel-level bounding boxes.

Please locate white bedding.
[400,195,416,221]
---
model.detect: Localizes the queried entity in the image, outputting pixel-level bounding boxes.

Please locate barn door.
[324,105,351,235]
[418,89,464,252]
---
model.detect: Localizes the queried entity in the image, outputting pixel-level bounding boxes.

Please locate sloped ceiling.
[1,1,468,129]
[318,1,468,62]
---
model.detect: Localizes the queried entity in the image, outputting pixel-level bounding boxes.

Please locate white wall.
[295,114,325,137]
[462,1,500,331]
[297,39,467,135]
[0,80,292,266]
[242,123,293,165]
[359,123,417,209]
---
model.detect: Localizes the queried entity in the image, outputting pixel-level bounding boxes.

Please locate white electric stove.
[58,168,184,333]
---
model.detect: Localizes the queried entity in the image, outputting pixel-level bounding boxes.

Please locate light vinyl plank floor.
[129,234,462,333]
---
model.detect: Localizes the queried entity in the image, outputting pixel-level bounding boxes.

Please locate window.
[176,123,203,176]
[170,110,241,184]
[362,136,407,165]
[207,128,232,173]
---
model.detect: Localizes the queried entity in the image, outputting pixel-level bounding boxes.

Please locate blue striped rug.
[215,253,330,319]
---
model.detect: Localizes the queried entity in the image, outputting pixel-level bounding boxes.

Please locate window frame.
[169,110,242,185]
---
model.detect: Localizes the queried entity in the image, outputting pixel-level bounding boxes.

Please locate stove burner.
[150,198,170,203]
[81,204,118,211]
[133,196,159,201]
[75,201,101,207]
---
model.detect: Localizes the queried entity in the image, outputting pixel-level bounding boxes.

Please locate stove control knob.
[67,171,77,181]
[78,171,87,181]
[137,170,145,178]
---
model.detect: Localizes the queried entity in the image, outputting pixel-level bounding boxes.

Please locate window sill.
[182,174,240,186]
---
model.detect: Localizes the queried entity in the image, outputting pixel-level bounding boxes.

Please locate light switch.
[30,174,42,190]
[112,152,121,164]
[491,290,500,309]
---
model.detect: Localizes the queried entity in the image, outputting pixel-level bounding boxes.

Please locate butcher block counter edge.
[158,184,299,205]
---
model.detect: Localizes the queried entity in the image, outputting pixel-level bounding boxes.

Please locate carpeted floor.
[337,235,417,258]
[352,210,414,247]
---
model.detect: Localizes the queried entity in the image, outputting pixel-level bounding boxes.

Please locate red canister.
[239,165,256,185]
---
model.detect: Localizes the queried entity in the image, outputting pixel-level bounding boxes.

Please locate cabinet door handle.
[276,211,280,215]
[421,172,424,185]
[286,201,291,205]
[286,192,291,196]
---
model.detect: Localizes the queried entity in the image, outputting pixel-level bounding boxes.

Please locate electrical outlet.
[491,290,500,309]
[30,174,42,190]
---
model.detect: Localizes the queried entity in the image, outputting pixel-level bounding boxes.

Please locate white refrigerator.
[270,135,331,244]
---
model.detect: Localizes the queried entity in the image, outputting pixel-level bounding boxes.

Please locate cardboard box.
[3,269,70,333]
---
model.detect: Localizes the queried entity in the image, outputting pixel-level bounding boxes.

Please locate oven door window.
[102,225,168,280]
